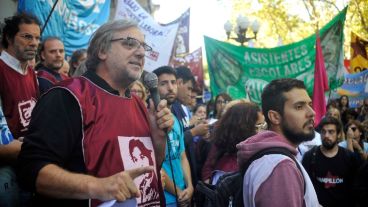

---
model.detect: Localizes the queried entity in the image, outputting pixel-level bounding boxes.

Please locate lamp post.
[224,15,260,46]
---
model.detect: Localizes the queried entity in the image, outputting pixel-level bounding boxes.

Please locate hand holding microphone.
[144,72,160,111]
[144,72,174,133]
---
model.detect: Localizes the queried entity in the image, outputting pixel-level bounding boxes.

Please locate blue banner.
[337,70,368,108]
[18,0,110,56]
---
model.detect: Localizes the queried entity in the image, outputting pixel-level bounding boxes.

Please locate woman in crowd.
[341,108,359,128]
[190,104,207,128]
[326,99,339,110]
[339,120,368,161]
[68,49,87,76]
[358,97,368,122]
[201,100,266,184]
[190,104,212,182]
[58,60,70,77]
[212,93,232,120]
[338,95,350,114]
[129,80,148,105]
[327,107,341,121]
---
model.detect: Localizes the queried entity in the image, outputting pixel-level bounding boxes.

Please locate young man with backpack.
[302,116,361,207]
[236,78,319,206]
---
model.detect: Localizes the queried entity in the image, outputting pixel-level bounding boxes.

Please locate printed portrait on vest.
[129,139,159,204]
[118,137,160,206]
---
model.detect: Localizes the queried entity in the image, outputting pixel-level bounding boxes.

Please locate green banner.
[205,7,347,104]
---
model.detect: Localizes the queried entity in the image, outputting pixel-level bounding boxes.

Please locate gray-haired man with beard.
[302,116,360,207]
[17,19,173,207]
[237,78,319,207]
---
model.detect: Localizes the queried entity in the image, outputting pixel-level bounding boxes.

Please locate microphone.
[144,72,160,110]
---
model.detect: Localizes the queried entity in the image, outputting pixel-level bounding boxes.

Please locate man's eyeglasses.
[111,37,152,52]
[255,122,268,131]
[17,33,40,43]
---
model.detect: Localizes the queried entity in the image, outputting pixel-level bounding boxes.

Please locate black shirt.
[302,146,360,207]
[17,70,128,206]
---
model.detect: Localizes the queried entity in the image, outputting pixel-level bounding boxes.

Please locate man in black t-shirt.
[302,117,361,207]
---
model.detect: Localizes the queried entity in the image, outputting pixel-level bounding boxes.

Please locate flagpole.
[327,76,335,102]
[41,0,59,35]
[246,86,253,102]
[315,21,333,105]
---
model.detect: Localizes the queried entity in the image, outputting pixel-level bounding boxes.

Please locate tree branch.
[315,0,340,12]
[353,0,368,33]
[302,0,314,22]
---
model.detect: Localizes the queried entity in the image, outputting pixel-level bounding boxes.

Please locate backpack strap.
[310,145,319,180]
[240,147,306,194]
[196,181,217,202]
[215,171,243,207]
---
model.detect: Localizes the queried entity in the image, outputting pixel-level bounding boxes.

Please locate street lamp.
[224,15,260,46]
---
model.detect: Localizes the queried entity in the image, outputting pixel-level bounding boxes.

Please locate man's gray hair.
[85,19,139,71]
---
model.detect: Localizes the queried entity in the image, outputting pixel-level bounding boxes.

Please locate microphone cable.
[166,132,179,205]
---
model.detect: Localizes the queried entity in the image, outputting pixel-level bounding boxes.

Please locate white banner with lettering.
[115,0,179,72]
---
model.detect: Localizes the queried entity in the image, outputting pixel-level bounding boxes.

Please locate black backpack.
[195,147,305,207]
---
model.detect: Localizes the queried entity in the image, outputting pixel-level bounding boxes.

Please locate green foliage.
[221,0,367,57]
[347,0,368,37]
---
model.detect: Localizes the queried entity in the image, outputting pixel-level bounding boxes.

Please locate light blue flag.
[336,70,368,108]
[18,0,110,56]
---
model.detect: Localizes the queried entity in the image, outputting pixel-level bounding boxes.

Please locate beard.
[46,61,63,71]
[16,46,37,61]
[322,139,337,150]
[164,96,176,105]
[126,70,142,83]
[162,93,177,105]
[119,69,142,87]
[281,120,315,145]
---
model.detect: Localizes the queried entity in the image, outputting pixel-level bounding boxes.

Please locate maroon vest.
[37,69,69,84]
[55,77,164,207]
[0,60,39,139]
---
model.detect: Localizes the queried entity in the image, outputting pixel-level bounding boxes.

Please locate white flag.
[115,0,179,72]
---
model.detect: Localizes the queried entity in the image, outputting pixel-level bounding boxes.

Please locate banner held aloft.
[205,7,347,104]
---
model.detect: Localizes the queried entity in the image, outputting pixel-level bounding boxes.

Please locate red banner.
[170,48,204,91]
[312,33,329,125]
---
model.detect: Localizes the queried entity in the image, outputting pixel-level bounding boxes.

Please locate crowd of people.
[1,12,368,207]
